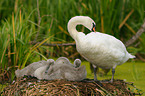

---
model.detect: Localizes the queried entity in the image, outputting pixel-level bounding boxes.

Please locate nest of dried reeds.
[1,77,142,96]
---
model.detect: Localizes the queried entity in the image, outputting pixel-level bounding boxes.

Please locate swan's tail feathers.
[129,54,136,58]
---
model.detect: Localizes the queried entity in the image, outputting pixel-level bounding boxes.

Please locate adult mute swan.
[67,16,135,82]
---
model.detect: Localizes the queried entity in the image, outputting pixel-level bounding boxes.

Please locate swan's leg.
[94,67,97,81]
[81,65,102,86]
[92,65,98,81]
[110,68,115,83]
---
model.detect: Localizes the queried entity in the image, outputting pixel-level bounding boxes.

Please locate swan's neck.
[67,21,79,40]
[67,17,87,40]
[67,16,95,40]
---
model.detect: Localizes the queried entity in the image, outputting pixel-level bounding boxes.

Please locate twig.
[125,19,145,47]
[30,41,76,46]
[119,9,134,29]
[136,53,145,62]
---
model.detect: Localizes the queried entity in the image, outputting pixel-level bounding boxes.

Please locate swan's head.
[68,16,96,32]
[74,59,81,68]
[81,16,96,32]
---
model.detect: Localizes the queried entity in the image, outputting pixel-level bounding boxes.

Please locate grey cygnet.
[34,57,87,81]
[15,59,54,78]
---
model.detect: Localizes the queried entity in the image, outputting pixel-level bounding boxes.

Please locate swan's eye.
[93,23,96,27]
[91,23,96,32]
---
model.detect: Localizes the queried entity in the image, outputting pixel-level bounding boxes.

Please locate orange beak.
[92,27,95,32]
[92,23,96,32]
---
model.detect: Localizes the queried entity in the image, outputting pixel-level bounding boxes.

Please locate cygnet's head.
[74,59,81,68]
[47,59,55,65]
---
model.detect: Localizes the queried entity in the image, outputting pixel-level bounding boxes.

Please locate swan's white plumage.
[67,16,135,81]
[76,32,135,69]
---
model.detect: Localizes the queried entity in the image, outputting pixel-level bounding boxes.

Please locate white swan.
[67,16,135,82]
[15,59,54,78]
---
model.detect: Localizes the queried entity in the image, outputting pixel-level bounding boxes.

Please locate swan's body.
[67,16,135,82]
[15,59,54,78]
[34,57,86,81]
[76,32,134,69]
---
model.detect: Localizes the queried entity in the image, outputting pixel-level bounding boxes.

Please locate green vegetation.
[0,0,145,93]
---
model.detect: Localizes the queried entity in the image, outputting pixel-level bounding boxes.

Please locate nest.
[1,77,142,96]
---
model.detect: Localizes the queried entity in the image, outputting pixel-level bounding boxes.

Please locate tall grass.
[0,0,145,81]
[0,9,50,81]
[1,0,144,42]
